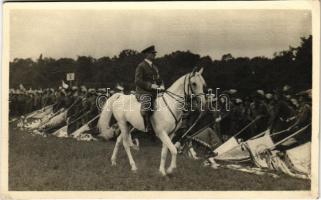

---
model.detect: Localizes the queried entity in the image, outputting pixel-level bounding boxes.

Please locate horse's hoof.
[131,145,140,151]
[159,169,167,176]
[211,163,220,169]
[111,160,117,166]
[166,167,176,174]
[131,167,138,172]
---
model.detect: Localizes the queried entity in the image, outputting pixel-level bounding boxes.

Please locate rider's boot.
[143,115,152,132]
[143,114,157,142]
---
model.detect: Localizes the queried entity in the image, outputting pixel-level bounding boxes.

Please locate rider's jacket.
[135,59,163,97]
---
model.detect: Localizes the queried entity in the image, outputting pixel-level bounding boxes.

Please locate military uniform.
[269,98,296,133]
[87,92,99,119]
[25,94,34,114]
[135,45,163,132]
[16,92,26,115]
[46,91,55,106]
[228,101,247,138]
[85,90,101,135]
[67,88,84,134]
[209,109,223,145]
[53,91,66,112]
[277,98,311,151]
[248,98,269,136]
[9,92,17,116]
[290,101,311,143]
[135,60,162,97]
[33,92,41,110]
[76,90,93,127]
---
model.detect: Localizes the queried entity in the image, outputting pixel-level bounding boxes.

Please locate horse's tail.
[97,93,121,140]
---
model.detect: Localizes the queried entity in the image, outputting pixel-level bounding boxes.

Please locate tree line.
[10,35,312,95]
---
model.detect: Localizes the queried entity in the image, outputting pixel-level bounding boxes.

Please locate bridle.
[161,72,206,135]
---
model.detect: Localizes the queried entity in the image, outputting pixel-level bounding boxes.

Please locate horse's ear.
[198,67,204,74]
[191,66,198,75]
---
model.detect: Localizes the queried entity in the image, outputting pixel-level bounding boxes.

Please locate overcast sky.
[10,9,311,61]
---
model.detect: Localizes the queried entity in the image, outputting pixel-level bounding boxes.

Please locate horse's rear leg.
[111,134,122,166]
[120,123,137,172]
[158,132,177,174]
[129,128,139,151]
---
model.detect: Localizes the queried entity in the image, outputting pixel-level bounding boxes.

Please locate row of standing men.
[10,85,312,148]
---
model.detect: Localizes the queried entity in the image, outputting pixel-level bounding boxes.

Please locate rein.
[161,95,181,134]
[159,73,205,135]
[165,91,185,104]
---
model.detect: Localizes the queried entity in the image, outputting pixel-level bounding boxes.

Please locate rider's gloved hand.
[158,85,165,92]
[151,84,159,90]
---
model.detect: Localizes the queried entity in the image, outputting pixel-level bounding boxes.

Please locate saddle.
[135,93,157,113]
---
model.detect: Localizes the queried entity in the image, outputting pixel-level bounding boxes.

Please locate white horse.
[97,68,206,176]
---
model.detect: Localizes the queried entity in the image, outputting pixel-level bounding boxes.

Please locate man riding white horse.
[135,45,164,137]
[97,47,207,176]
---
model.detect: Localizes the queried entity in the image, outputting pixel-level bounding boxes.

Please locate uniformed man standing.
[248,92,269,137]
[228,98,247,138]
[84,89,101,136]
[268,89,296,133]
[277,92,311,150]
[287,93,311,134]
[25,91,34,114]
[10,89,20,117]
[87,89,99,120]
[135,45,164,134]
[67,86,84,134]
[53,89,66,113]
[16,90,26,115]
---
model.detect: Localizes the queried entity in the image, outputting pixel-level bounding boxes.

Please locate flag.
[52,125,68,138]
[214,136,239,155]
[71,124,90,138]
[286,142,311,175]
[245,133,274,168]
[214,143,250,162]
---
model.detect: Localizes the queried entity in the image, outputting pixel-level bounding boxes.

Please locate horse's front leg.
[111,134,122,166]
[159,144,168,176]
[158,131,177,174]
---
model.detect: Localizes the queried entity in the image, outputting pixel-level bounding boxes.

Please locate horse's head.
[185,67,207,110]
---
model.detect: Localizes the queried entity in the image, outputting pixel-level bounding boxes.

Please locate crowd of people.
[10,86,108,117]
[172,85,311,151]
[10,85,118,135]
[222,86,311,140]
[9,83,312,149]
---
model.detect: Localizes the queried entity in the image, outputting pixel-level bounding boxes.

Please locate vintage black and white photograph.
[1,1,320,199]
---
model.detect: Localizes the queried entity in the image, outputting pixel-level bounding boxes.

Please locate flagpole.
[270,123,311,150]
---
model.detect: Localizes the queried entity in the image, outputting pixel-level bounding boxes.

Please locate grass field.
[9,125,310,191]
